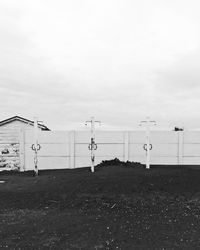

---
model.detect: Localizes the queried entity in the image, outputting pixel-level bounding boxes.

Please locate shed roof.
[0,116,50,131]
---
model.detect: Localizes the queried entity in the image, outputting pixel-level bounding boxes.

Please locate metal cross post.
[31,117,41,176]
[85,117,101,173]
[140,117,156,169]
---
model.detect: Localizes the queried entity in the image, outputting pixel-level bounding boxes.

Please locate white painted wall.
[22,130,200,171]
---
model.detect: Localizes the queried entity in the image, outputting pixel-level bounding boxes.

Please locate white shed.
[0,116,50,171]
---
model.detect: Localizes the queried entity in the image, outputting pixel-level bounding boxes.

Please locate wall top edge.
[35,130,200,133]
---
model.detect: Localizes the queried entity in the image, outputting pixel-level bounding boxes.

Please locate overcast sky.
[1,0,200,130]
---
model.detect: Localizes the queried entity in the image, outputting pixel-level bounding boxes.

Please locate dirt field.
[0,163,200,249]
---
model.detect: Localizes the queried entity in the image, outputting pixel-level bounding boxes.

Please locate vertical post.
[91,117,95,173]
[140,117,156,169]
[33,117,38,176]
[19,129,25,171]
[146,119,150,169]
[69,131,75,168]
[178,131,184,165]
[124,131,129,162]
[85,117,101,173]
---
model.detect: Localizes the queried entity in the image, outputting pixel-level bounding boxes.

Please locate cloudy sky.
[1,0,200,130]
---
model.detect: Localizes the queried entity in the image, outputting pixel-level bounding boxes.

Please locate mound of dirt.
[95,157,143,168]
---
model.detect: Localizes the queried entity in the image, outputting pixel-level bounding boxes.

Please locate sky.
[1,0,200,130]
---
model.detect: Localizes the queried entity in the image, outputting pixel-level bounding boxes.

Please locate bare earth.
[0,164,200,249]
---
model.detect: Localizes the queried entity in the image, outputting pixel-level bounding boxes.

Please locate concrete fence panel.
[21,130,200,170]
[24,130,71,170]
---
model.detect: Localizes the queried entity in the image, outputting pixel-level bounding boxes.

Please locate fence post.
[19,129,25,171]
[69,131,75,168]
[124,131,129,162]
[178,131,184,165]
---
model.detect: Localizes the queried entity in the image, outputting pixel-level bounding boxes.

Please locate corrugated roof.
[0,116,50,131]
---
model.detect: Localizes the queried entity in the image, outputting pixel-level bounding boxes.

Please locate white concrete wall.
[23,130,200,170]
[24,130,71,170]
[182,131,200,164]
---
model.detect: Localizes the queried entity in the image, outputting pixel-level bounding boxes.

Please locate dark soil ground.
[0,163,200,249]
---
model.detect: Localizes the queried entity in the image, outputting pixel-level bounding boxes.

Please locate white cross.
[140,117,156,169]
[85,117,101,172]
